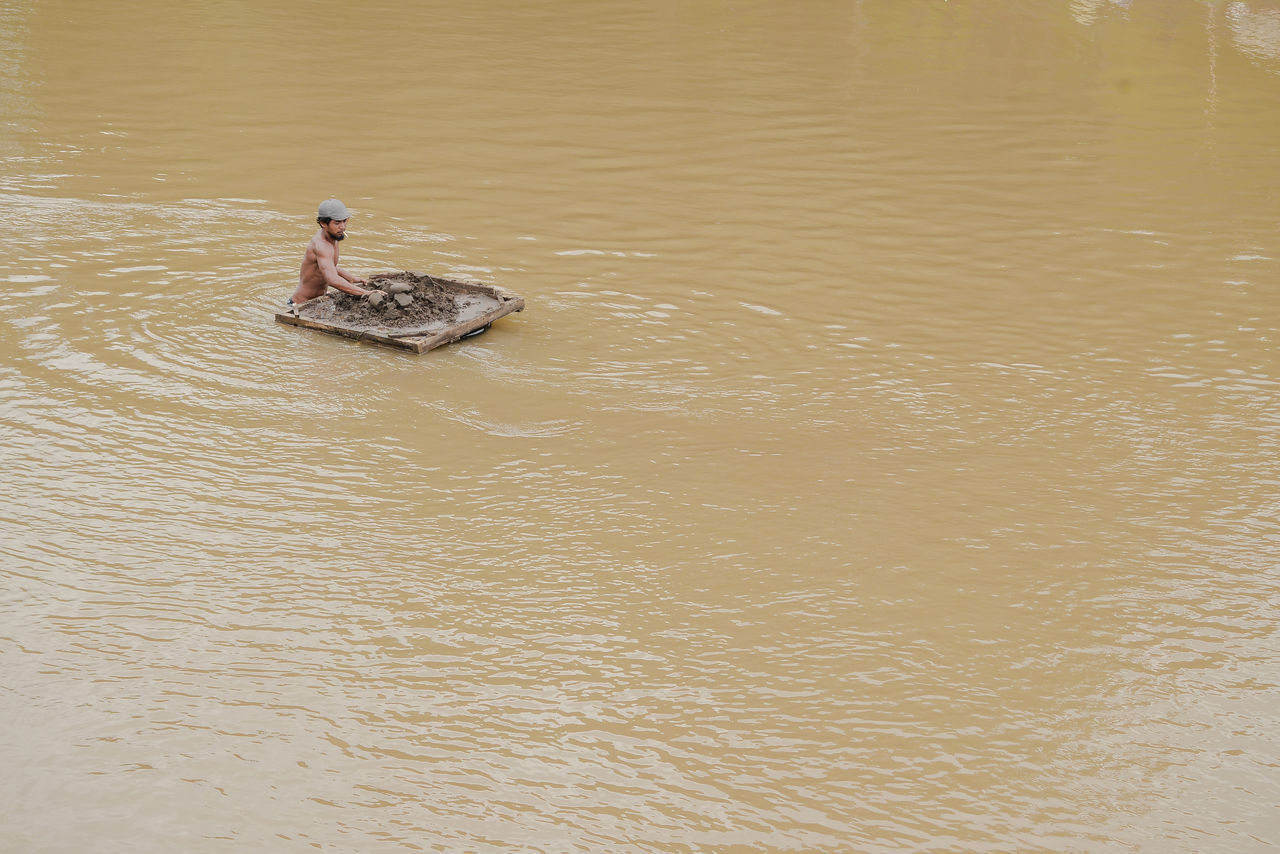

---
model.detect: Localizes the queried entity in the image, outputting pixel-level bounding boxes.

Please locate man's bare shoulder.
[308,231,336,258]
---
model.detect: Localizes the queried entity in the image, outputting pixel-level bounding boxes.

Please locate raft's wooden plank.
[387,295,524,340]
[392,297,524,352]
[275,310,363,340]
[385,323,452,339]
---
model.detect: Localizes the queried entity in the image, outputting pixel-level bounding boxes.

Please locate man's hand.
[354,277,385,298]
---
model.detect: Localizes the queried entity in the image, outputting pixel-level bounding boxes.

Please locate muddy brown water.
[3,2,1280,852]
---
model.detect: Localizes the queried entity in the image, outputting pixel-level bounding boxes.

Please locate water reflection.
[1072,0,1280,73]
[1071,0,1133,26]
[1229,1,1280,61]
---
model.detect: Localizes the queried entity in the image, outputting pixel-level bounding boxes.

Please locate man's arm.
[316,244,369,296]
[337,266,366,287]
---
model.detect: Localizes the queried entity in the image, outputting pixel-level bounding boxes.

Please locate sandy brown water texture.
[3,1,1280,851]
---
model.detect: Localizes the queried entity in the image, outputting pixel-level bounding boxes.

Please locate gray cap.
[317,198,351,220]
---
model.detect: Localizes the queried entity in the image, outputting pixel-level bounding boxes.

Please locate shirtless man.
[289,199,386,306]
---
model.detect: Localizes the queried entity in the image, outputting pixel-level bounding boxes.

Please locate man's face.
[326,218,348,241]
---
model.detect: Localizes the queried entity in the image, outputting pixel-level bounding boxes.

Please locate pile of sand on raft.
[300,272,462,330]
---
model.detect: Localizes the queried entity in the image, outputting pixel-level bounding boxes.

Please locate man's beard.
[333,233,345,241]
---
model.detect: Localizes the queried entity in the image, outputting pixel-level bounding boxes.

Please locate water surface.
[3,1,1279,851]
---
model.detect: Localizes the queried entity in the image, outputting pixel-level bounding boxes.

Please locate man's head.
[316,198,351,240]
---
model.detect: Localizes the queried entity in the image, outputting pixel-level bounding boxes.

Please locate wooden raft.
[275,275,525,354]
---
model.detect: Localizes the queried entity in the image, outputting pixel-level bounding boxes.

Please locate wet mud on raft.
[276,271,525,354]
